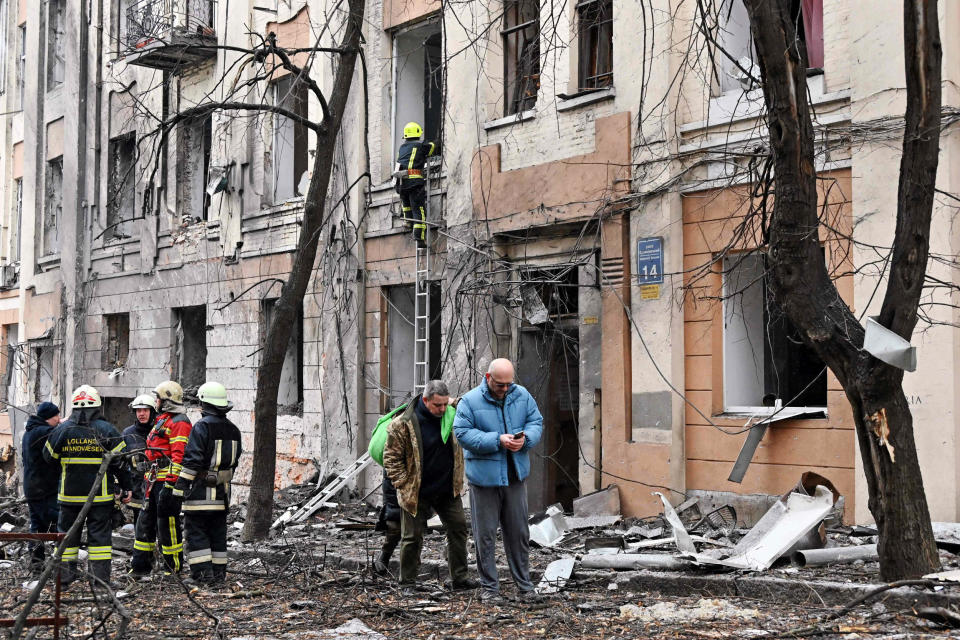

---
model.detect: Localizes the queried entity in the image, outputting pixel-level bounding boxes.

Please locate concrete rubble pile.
[522,477,958,595]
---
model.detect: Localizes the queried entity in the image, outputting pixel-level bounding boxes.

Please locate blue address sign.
[636,237,664,285]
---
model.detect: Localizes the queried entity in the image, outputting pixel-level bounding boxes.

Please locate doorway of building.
[516,267,580,512]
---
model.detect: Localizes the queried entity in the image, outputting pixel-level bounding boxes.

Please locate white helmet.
[197,381,229,407]
[129,394,155,410]
[71,385,102,409]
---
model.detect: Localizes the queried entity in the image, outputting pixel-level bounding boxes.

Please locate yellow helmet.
[403,122,423,140]
[71,385,102,409]
[153,380,184,405]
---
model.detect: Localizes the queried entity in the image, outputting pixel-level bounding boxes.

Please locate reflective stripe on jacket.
[396,140,436,186]
[145,412,192,484]
[174,411,242,511]
[42,413,132,503]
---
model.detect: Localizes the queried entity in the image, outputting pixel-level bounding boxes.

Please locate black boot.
[90,560,113,590]
[212,564,227,586]
[59,561,78,589]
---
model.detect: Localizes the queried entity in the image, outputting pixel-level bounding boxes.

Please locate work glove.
[157,483,184,517]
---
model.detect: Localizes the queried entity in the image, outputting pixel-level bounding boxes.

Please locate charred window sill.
[483,109,536,131]
[36,254,61,272]
[556,87,615,112]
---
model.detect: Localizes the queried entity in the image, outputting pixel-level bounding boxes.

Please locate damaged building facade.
[1,0,959,527]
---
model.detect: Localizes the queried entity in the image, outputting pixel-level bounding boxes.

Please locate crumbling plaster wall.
[846,0,960,524]
[77,0,365,492]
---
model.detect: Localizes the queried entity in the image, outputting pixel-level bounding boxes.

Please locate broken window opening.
[714,0,822,94]
[1,324,18,408]
[102,313,130,370]
[261,299,304,415]
[519,265,580,325]
[12,178,22,263]
[33,345,54,403]
[176,114,212,223]
[0,0,7,97]
[172,305,207,399]
[16,24,25,109]
[502,0,539,115]
[46,0,65,91]
[576,0,613,91]
[42,157,63,257]
[385,283,441,408]
[722,253,827,412]
[107,132,137,239]
[392,22,443,160]
[272,75,309,204]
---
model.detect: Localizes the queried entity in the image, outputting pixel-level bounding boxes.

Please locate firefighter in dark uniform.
[130,380,192,576]
[122,394,156,527]
[43,385,133,587]
[395,121,437,247]
[170,382,242,587]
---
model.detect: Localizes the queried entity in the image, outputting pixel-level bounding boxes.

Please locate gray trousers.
[468,480,533,593]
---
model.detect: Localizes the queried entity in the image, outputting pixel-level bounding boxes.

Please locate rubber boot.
[29,541,46,573]
[374,524,401,574]
[91,560,112,590]
[60,561,78,588]
[211,564,227,589]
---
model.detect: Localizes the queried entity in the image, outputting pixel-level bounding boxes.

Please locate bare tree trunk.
[241,0,366,541]
[741,0,941,579]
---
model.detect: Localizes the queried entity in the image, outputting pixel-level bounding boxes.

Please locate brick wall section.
[81,250,347,490]
[470,112,632,231]
[681,169,856,509]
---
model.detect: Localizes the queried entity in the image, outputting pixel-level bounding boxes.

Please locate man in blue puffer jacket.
[453,358,543,602]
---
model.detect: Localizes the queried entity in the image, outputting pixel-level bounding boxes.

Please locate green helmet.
[403,121,423,139]
[197,381,229,407]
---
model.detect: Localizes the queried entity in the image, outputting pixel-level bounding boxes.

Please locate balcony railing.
[123,0,217,69]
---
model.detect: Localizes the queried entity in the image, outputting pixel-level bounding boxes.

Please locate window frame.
[0,0,8,96]
[261,298,304,416]
[46,0,65,92]
[42,156,64,257]
[271,74,309,204]
[501,0,540,116]
[720,251,828,415]
[107,131,138,239]
[16,24,25,110]
[389,20,443,165]
[102,313,130,370]
[175,114,212,222]
[12,178,21,263]
[576,0,613,91]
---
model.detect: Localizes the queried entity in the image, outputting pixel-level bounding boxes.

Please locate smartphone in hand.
[513,431,525,440]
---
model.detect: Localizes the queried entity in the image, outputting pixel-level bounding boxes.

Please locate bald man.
[453,359,544,602]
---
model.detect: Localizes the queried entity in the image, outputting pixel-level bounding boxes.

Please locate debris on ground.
[619,598,761,623]
[3,473,960,638]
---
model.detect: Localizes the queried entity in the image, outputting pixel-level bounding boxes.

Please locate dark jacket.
[21,415,60,500]
[42,410,133,504]
[174,409,242,511]
[396,140,436,189]
[122,420,153,508]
